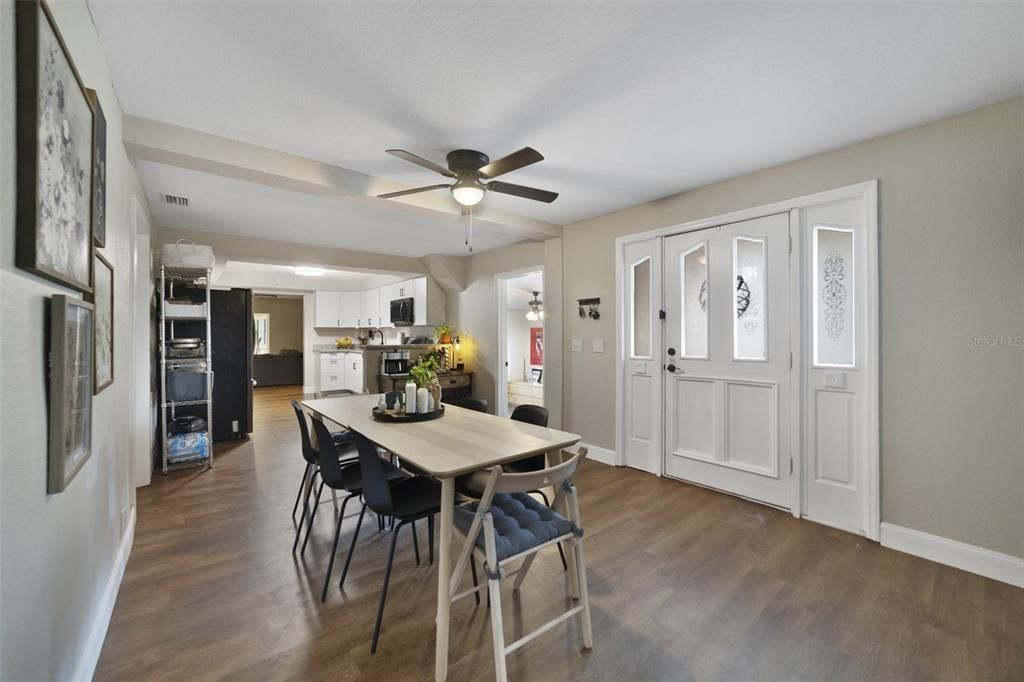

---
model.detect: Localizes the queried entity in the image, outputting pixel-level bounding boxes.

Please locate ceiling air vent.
[162,194,190,207]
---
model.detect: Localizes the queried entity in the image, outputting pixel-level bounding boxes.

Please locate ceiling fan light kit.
[378,146,558,208]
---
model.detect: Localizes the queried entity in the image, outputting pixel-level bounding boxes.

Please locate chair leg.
[300,479,325,555]
[469,554,480,605]
[320,495,351,602]
[371,520,403,654]
[339,503,367,589]
[411,519,421,566]
[570,489,594,649]
[483,514,507,682]
[292,463,311,520]
[428,513,434,565]
[535,489,568,571]
[292,469,318,553]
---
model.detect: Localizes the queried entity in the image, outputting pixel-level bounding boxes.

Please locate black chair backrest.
[291,400,319,466]
[510,404,549,428]
[310,418,349,490]
[452,396,488,413]
[350,431,395,516]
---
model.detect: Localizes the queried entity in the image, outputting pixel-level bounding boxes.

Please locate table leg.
[435,476,454,681]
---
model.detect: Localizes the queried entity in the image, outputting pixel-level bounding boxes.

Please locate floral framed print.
[90,251,114,394]
[49,295,94,493]
[16,0,95,294]
[86,88,107,247]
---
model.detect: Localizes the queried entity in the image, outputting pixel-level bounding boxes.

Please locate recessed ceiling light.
[294,266,325,277]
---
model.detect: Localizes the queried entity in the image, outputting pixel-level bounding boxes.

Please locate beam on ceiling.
[124,116,563,242]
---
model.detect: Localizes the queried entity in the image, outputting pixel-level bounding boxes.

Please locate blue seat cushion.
[453,493,575,561]
[332,430,356,446]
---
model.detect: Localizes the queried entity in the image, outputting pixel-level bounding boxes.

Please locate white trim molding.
[73,506,136,681]
[575,443,616,466]
[880,523,1024,588]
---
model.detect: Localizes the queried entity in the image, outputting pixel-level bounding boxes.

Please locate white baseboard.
[576,443,616,466]
[73,506,136,681]
[880,522,1023,588]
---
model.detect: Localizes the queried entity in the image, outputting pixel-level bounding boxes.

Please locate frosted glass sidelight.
[813,226,854,367]
[631,257,652,358]
[733,237,766,360]
[681,242,708,358]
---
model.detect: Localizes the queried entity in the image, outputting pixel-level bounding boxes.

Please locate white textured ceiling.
[92,1,1023,228]
[136,161,520,257]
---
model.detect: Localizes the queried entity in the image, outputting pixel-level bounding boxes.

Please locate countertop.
[314,344,439,353]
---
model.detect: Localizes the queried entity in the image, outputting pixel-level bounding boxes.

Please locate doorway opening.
[252,294,305,391]
[496,270,544,418]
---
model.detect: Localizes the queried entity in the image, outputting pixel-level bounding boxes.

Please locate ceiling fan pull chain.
[468,209,474,253]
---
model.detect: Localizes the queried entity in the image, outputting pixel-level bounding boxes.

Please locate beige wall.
[562,97,1024,558]
[447,242,546,412]
[253,297,303,353]
[0,1,155,677]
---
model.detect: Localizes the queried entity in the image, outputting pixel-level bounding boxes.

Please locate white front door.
[663,213,792,508]
[622,238,662,473]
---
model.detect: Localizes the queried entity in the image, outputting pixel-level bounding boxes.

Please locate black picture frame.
[15,0,95,294]
[86,88,107,247]
[529,368,543,383]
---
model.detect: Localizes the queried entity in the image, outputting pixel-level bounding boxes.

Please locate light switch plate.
[571,338,583,352]
[825,372,846,389]
[592,338,605,353]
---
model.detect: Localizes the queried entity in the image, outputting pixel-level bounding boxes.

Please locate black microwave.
[390,297,415,326]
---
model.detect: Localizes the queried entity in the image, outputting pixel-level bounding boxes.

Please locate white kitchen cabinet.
[314,291,360,328]
[339,291,360,327]
[344,353,364,393]
[314,291,342,327]
[359,289,379,328]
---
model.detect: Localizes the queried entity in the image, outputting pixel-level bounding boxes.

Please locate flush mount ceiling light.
[525,291,544,321]
[294,266,325,277]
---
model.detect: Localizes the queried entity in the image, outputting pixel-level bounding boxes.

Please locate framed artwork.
[90,251,113,393]
[529,368,543,384]
[49,295,94,493]
[86,88,107,247]
[530,326,544,366]
[15,0,95,293]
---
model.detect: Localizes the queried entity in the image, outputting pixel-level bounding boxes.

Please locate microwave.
[390,297,415,326]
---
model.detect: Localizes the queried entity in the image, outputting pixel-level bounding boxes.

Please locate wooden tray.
[372,404,445,423]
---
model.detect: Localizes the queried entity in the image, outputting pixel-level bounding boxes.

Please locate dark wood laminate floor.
[97,386,1023,681]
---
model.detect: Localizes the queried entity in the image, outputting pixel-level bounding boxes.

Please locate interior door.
[663,213,792,508]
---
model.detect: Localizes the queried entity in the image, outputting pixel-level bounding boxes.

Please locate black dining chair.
[309,419,407,602]
[290,401,359,554]
[340,430,472,653]
[451,396,488,413]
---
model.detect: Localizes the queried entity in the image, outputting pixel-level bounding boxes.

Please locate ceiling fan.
[377,147,558,207]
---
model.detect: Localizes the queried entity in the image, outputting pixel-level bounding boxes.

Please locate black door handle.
[666,364,677,373]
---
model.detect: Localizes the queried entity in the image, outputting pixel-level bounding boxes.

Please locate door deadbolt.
[667,347,676,356]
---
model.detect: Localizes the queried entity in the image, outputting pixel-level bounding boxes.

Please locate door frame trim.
[614,180,879,540]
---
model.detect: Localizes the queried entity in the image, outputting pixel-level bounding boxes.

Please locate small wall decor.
[529,368,543,384]
[49,295,94,493]
[577,297,601,320]
[86,88,107,247]
[15,0,95,293]
[90,251,113,393]
[530,326,544,366]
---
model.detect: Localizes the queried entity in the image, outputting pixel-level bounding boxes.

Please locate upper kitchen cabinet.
[314,290,360,328]
[360,288,386,328]
[385,276,445,327]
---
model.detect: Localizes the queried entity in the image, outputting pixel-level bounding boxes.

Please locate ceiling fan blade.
[478,147,544,179]
[385,149,455,178]
[487,181,558,203]
[377,184,451,199]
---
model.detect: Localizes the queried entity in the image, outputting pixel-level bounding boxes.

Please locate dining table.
[301,393,582,681]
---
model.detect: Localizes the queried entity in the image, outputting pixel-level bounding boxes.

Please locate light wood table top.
[301,393,581,477]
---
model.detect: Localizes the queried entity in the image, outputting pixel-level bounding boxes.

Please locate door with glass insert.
[663,213,792,508]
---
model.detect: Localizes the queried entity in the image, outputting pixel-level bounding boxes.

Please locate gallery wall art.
[16,0,95,293]
[91,251,114,393]
[49,295,94,493]
[86,88,107,247]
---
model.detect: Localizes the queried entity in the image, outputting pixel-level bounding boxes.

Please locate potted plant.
[409,354,439,388]
[435,323,454,345]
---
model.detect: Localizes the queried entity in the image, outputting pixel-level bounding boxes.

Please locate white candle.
[405,383,418,414]
[417,387,429,414]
